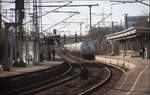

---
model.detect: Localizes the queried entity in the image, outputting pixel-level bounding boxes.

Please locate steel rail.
[2,62,72,95]
[78,65,111,95]
[60,47,125,95]
[7,48,83,95]
[78,60,125,95]
[20,62,74,95]
[59,47,112,95]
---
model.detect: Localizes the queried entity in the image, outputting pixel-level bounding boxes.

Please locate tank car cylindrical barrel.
[64,41,95,60]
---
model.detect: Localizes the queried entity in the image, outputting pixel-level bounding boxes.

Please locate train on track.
[64,41,95,60]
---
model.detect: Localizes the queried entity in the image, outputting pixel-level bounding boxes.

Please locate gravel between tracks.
[92,66,124,95]
[35,65,108,95]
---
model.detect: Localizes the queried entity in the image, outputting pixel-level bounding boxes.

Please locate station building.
[105,27,150,58]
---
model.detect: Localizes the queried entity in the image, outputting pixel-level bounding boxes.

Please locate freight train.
[64,41,95,60]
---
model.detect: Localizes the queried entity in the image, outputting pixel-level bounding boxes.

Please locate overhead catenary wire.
[41,9,80,23]
[43,13,78,33]
[22,1,72,25]
[0,0,70,3]
[135,0,150,6]
[93,13,112,27]
[58,23,71,33]
[37,4,99,29]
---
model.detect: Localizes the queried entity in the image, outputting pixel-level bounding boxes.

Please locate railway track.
[1,62,73,95]
[11,48,84,95]
[19,49,85,95]
[59,48,125,95]
[32,48,124,95]
[2,48,85,95]
[98,65,124,95]
[35,63,107,95]
[80,61,125,95]
[1,48,125,95]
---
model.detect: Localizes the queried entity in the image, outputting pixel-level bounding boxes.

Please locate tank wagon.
[64,41,95,60]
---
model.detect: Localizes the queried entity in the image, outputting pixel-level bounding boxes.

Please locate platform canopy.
[105,27,150,41]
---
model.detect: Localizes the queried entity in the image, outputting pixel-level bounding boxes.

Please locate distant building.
[125,16,149,28]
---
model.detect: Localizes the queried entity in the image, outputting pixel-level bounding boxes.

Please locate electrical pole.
[64,34,66,44]
[33,0,40,65]
[13,0,26,67]
[80,23,82,41]
[0,0,1,39]
[75,33,77,43]
[89,5,92,29]
[125,14,128,29]
[149,0,150,25]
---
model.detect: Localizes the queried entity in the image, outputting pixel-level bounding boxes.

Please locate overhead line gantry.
[37,4,99,29]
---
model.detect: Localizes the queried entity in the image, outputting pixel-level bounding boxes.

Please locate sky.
[1,0,150,36]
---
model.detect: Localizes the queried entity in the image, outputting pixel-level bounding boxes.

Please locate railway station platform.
[0,55,64,78]
[96,55,150,95]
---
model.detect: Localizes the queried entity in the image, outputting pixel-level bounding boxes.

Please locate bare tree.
[84,25,124,54]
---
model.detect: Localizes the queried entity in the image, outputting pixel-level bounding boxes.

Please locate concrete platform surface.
[96,55,150,95]
[0,55,64,78]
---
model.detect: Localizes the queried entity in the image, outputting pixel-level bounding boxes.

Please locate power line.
[58,23,71,30]
[0,0,69,3]
[93,13,112,27]
[37,4,99,29]
[135,0,150,6]
[22,1,72,25]
[110,0,150,6]
[37,4,99,7]
[43,13,77,32]
[51,11,80,14]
